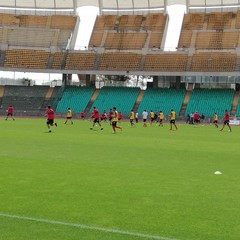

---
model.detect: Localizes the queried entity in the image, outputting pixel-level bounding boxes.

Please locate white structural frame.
[0,1,240,12]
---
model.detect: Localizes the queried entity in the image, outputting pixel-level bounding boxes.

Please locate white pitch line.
[0,213,178,240]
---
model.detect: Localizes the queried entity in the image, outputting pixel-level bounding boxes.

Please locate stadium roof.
[0,0,239,11]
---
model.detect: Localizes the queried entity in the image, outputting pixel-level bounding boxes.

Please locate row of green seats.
[91,87,140,115]
[138,88,186,116]
[186,89,234,117]
[56,86,94,113]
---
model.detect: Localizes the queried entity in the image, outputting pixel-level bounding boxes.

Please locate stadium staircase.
[47,54,54,69]
[0,86,4,97]
[231,90,239,116]
[132,90,145,112]
[61,51,69,69]
[179,90,191,116]
[85,89,100,114]
[0,50,6,67]
[41,87,60,113]
[0,86,4,108]
[40,87,55,111]
[93,54,101,70]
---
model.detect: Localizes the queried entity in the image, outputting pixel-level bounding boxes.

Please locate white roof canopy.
[0,0,239,10]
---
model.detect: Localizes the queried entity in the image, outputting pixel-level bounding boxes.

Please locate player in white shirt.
[142,110,148,127]
[135,112,139,123]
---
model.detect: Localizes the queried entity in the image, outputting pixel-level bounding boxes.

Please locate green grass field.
[0,118,240,240]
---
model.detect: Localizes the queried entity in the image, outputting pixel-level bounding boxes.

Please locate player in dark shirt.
[220,110,232,132]
[90,107,103,130]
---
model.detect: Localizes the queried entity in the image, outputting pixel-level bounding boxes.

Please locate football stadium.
[0,1,240,240]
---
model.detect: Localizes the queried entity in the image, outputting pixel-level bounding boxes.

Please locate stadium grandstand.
[1,2,240,240]
[0,0,240,119]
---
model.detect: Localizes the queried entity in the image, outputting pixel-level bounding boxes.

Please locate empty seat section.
[178,30,192,48]
[89,13,166,50]
[91,87,140,115]
[182,13,205,30]
[104,32,147,49]
[144,54,188,71]
[0,13,77,49]
[98,52,142,71]
[56,86,95,113]
[118,15,144,30]
[1,85,49,112]
[148,32,163,48]
[207,12,233,30]
[89,32,104,48]
[51,52,65,69]
[50,15,77,30]
[4,49,49,69]
[20,15,48,28]
[6,27,55,48]
[138,88,186,115]
[190,52,237,72]
[235,10,240,29]
[195,32,239,49]
[185,89,234,117]
[178,12,236,49]
[57,30,72,49]
[144,14,167,31]
[178,13,205,48]
[65,52,96,70]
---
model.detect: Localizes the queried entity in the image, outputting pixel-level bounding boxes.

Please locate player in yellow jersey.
[64,107,73,124]
[159,110,164,127]
[112,107,122,133]
[150,110,155,125]
[129,110,135,127]
[213,112,218,128]
[170,109,178,130]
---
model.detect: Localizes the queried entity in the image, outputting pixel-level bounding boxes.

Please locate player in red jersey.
[45,106,57,132]
[90,107,103,130]
[118,112,123,122]
[193,111,200,127]
[80,111,85,119]
[220,109,232,132]
[101,111,107,122]
[5,105,15,120]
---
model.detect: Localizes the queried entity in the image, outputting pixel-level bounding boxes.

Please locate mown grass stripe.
[0,213,178,240]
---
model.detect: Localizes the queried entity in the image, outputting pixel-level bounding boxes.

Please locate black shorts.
[213,120,218,123]
[66,117,72,119]
[7,113,13,116]
[194,119,199,123]
[94,118,100,123]
[224,120,229,125]
[143,119,147,122]
[151,117,154,122]
[159,119,163,123]
[170,120,175,124]
[109,117,112,121]
[130,119,134,123]
[112,121,117,127]
[47,119,54,125]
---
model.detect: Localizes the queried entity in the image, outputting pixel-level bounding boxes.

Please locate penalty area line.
[0,213,178,240]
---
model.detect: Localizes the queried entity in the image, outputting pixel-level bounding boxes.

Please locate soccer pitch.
[0,118,240,240]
